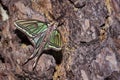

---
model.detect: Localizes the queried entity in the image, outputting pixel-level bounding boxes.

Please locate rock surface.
[0,0,120,80]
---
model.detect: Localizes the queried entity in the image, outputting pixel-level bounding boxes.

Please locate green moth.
[14,19,62,70]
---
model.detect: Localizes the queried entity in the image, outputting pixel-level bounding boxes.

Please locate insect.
[14,19,62,70]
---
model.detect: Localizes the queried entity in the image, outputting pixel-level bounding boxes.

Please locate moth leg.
[22,48,39,65]
[32,52,42,70]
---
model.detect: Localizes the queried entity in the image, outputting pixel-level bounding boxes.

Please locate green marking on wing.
[32,23,47,35]
[23,23,44,35]
[14,20,48,38]
[44,30,62,51]
[26,24,37,30]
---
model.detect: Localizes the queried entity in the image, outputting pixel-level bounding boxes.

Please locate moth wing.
[14,20,48,38]
[31,32,46,48]
[45,30,62,51]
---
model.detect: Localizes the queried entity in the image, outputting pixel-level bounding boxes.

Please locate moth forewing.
[14,20,48,38]
[14,22,33,38]
[44,30,62,51]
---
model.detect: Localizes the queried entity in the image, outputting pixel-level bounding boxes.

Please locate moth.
[14,20,62,70]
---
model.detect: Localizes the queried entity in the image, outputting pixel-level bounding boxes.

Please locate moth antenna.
[32,52,42,70]
[22,48,39,65]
